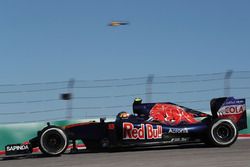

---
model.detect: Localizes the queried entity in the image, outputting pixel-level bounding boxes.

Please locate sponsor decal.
[217,102,246,124]
[218,105,245,116]
[224,99,245,105]
[123,123,145,139]
[6,144,29,152]
[170,138,188,142]
[108,123,115,130]
[146,124,163,139]
[168,128,188,134]
[123,122,162,140]
[149,104,198,125]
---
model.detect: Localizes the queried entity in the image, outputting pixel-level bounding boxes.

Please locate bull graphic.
[148,104,198,125]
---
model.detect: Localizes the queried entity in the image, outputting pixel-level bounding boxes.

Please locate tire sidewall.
[209,119,238,147]
[39,126,68,156]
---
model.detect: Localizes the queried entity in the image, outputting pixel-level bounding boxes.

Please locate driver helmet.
[133,97,142,105]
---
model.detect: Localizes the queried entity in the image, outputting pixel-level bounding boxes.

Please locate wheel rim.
[211,120,237,145]
[217,125,230,139]
[40,128,67,155]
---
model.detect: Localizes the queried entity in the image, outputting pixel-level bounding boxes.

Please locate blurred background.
[0,70,250,123]
[0,1,250,123]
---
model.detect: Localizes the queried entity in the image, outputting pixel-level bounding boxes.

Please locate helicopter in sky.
[108,21,129,27]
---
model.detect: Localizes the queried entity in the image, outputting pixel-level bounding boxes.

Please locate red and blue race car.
[5,97,247,156]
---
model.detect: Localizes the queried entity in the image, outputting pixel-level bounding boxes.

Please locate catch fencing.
[0,70,250,124]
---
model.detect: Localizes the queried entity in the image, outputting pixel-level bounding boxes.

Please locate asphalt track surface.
[1,140,250,167]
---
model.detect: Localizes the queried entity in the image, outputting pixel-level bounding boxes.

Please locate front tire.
[39,126,68,156]
[207,119,238,147]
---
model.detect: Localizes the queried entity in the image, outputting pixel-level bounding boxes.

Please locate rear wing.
[210,97,247,130]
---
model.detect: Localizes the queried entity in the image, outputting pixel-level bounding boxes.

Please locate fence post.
[61,79,75,120]
[224,70,233,97]
[67,79,75,119]
[146,74,154,103]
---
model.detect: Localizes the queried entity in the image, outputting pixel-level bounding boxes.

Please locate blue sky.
[0,0,250,123]
[0,0,250,83]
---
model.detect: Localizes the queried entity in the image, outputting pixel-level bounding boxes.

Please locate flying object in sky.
[108,21,129,27]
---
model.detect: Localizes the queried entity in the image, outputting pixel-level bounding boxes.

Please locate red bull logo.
[149,104,198,125]
[146,124,162,139]
[123,123,162,140]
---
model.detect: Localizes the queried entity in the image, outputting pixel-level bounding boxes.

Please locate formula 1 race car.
[5,97,247,156]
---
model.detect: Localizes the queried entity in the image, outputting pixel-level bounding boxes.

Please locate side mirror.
[100,117,106,123]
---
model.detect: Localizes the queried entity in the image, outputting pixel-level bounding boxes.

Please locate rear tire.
[207,119,238,147]
[39,126,68,156]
